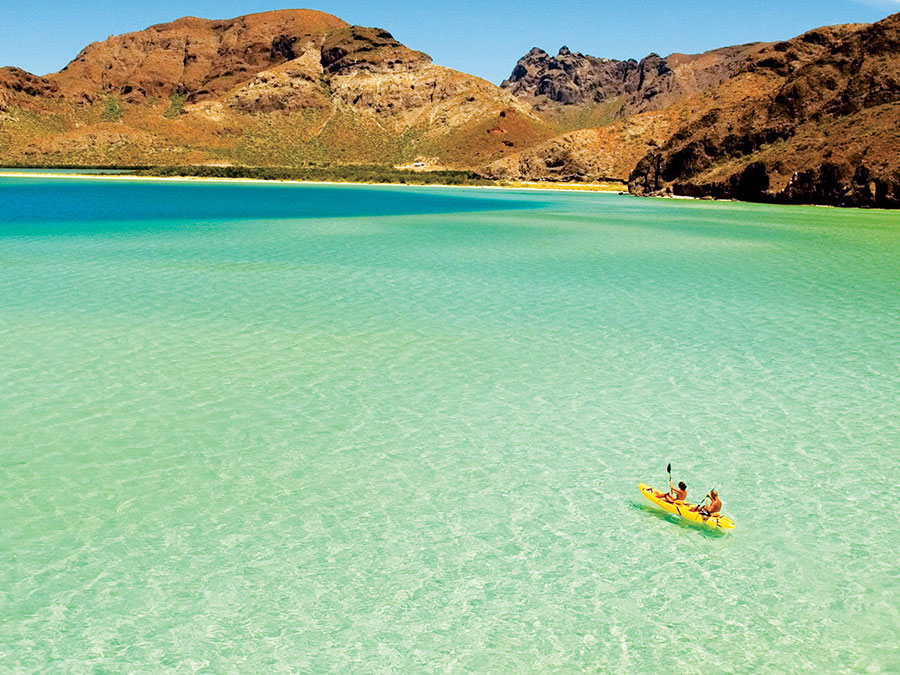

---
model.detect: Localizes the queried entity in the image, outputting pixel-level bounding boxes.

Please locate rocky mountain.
[628,14,900,207]
[0,10,549,168]
[501,43,764,119]
[495,13,900,206]
[488,50,780,184]
[490,42,791,185]
[3,9,900,207]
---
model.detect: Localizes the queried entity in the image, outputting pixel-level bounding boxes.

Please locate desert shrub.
[165,92,186,118]
[100,97,123,122]
[140,164,493,186]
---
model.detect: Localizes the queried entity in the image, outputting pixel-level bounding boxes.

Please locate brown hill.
[494,13,900,206]
[0,10,550,168]
[487,60,783,184]
[483,109,682,183]
[491,40,791,184]
[51,10,349,103]
[628,14,900,207]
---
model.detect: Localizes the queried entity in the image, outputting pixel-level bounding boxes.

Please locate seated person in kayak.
[690,490,722,517]
[654,480,687,504]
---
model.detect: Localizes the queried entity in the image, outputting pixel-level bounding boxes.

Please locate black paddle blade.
[666,463,671,474]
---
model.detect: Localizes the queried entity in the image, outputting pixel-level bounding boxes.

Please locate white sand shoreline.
[0,170,627,194]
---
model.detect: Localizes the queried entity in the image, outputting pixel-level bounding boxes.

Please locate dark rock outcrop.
[502,43,763,115]
[501,47,638,107]
[0,67,59,98]
[320,27,430,75]
[0,67,59,114]
[779,164,900,208]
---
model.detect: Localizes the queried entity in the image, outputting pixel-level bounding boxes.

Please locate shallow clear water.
[2,177,899,672]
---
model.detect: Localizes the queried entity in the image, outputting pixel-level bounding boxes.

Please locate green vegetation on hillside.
[100,97,124,122]
[139,164,494,186]
[0,163,150,170]
[165,92,186,118]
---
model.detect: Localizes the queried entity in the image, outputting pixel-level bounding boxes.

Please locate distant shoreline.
[0,170,627,194]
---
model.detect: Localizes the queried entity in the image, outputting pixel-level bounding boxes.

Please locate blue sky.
[1,1,898,83]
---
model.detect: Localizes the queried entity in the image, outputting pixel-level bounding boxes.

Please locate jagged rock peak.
[501,46,640,107]
[503,41,766,114]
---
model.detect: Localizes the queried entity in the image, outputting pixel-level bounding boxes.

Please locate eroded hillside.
[3,9,900,206]
[0,10,552,168]
[499,14,900,206]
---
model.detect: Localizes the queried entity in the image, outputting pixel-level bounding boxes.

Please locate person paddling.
[654,479,687,504]
[691,489,722,519]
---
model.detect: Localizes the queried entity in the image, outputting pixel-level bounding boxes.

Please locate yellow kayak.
[639,483,735,529]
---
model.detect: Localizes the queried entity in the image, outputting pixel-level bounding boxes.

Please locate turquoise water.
[2,177,899,672]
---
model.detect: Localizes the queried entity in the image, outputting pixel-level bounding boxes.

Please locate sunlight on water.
[2,178,899,671]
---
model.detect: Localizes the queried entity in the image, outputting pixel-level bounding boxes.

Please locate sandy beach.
[0,170,626,193]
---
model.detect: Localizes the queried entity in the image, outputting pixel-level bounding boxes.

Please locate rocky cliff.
[628,14,900,207]
[501,43,764,117]
[502,47,638,108]
[495,13,900,206]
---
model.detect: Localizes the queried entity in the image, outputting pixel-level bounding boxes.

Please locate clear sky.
[1,0,898,83]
